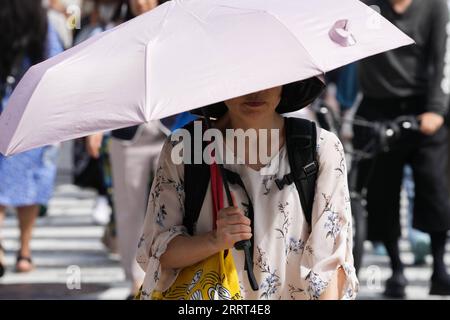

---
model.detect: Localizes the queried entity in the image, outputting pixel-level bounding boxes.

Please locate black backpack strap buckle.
[275,161,317,190]
[275,173,294,190]
[303,161,318,177]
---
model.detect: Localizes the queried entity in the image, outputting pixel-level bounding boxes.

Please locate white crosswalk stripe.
[0,184,129,299]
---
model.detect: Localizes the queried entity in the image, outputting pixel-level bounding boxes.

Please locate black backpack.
[181,117,318,290]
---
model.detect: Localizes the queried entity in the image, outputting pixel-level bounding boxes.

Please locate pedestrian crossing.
[0,184,129,299]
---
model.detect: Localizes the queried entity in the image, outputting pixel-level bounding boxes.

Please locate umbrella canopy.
[0,0,413,155]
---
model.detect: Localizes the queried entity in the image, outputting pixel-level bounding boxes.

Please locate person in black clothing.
[356,0,450,297]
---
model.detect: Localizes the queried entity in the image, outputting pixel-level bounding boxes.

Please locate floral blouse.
[136,126,359,300]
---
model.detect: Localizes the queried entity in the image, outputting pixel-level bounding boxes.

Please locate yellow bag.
[151,250,242,300]
[136,161,243,300]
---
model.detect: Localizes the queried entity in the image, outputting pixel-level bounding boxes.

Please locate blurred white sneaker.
[92,196,112,225]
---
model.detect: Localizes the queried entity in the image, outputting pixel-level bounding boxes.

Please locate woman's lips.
[244,102,266,107]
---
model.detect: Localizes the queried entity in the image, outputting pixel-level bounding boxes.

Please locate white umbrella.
[0,0,413,155]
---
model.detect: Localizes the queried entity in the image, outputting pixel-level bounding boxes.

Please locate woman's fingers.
[215,194,253,249]
[217,210,251,226]
[219,206,242,216]
[226,224,252,235]
[218,207,247,220]
[213,227,252,250]
[231,233,253,243]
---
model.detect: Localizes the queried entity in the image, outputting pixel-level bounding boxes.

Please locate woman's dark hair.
[112,0,170,23]
[0,0,48,83]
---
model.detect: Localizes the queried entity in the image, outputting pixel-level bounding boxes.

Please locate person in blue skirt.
[0,0,64,276]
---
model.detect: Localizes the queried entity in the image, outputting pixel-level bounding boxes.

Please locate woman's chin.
[239,105,271,117]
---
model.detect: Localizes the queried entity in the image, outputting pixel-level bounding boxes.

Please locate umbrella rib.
[176,1,207,24]
[261,11,325,73]
[151,1,178,44]
[144,1,177,121]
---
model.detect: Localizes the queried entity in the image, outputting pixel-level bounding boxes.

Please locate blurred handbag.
[72,138,105,192]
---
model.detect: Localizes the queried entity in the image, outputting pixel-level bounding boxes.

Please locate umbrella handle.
[200,111,250,251]
[201,110,257,290]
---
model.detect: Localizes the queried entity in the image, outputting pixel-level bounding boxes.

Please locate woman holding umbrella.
[0,0,413,298]
[136,82,359,300]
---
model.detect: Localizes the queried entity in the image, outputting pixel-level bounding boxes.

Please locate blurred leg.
[0,205,5,245]
[384,239,404,274]
[411,127,450,295]
[16,205,39,272]
[430,232,449,279]
[411,127,450,233]
[0,205,4,277]
[365,151,407,298]
[0,205,5,235]
[110,123,165,296]
[354,124,406,297]
[429,231,450,295]
[110,138,144,294]
[404,165,430,265]
[383,238,408,298]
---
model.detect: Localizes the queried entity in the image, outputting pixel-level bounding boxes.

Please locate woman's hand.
[161,192,252,270]
[160,207,251,270]
[319,267,347,300]
[211,206,252,251]
[418,112,444,136]
[86,132,104,159]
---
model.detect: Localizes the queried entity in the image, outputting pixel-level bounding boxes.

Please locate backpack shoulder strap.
[182,120,210,235]
[280,117,318,225]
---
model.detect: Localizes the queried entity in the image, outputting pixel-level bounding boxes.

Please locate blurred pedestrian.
[73,0,122,45]
[356,0,450,297]
[0,0,64,275]
[44,0,83,49]
[84,0,185,299]
[72,0,125,251]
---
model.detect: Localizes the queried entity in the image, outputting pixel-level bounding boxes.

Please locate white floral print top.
[136,126,359,300]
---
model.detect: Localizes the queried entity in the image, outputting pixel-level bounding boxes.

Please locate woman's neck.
[230,113,285,132]
[215,113,285,170]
